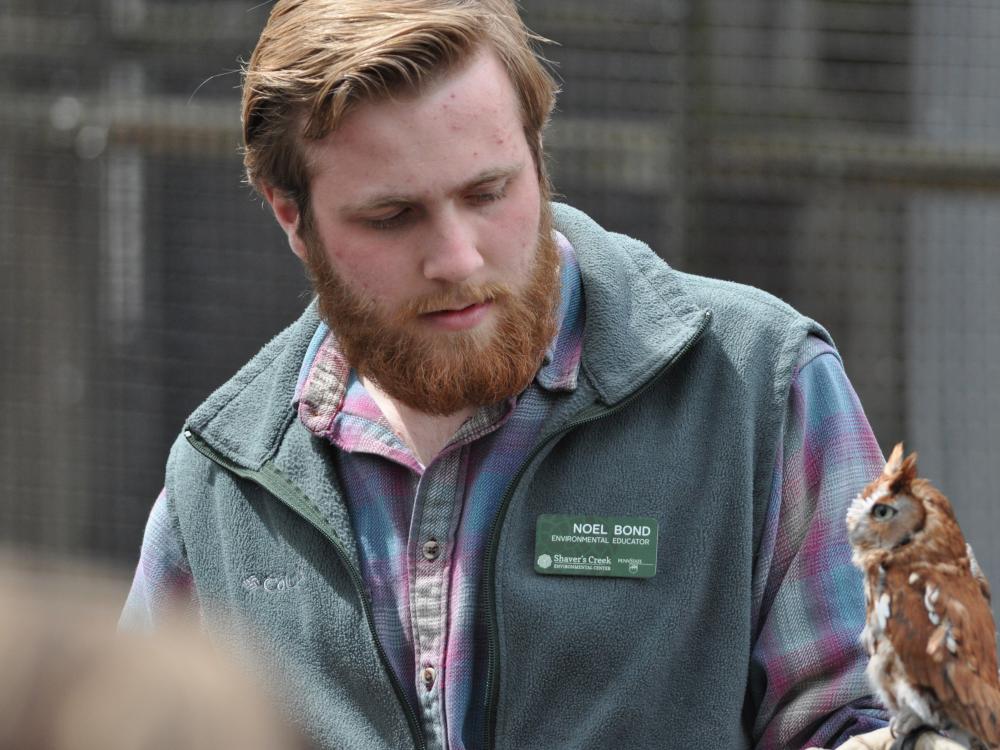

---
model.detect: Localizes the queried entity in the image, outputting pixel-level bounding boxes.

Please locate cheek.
[312,221,407,300]
[493,187,542,272]
[338,256,402,300]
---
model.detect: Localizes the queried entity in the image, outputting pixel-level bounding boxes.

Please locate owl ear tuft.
[900,451,918,483]
[886,443,918,494]
[885,443,905,475]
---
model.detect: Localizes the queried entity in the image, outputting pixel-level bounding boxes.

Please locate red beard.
[302,202,560,416]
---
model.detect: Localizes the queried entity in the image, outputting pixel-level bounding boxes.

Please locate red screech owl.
[847,444,1000,749]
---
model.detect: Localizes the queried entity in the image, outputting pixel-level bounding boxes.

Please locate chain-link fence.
[3,1,1000,602]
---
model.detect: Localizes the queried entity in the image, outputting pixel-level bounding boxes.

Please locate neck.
[360,376,475,468]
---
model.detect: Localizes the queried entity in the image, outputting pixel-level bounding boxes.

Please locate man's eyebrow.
[341,164,524,216]
[460,164,523,190]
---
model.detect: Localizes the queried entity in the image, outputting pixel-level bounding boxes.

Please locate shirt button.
[422,666,436,689]
[422,539,440,561]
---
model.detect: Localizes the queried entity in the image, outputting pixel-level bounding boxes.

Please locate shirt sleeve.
[749,335,889,749]
[119,488,198,630]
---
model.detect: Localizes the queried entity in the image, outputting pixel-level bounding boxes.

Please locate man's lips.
[420,301,493,331]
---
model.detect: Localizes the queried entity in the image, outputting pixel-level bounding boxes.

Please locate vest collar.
[551,203,709,406]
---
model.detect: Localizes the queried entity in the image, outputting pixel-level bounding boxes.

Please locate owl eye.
[871,503,898,521]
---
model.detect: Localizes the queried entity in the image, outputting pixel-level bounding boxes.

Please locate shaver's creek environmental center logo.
[534,515,659,579]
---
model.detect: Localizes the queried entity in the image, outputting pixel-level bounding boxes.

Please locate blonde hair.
[241,0,557,221]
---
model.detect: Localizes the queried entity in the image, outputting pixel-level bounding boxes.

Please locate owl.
[847,444,1000,749]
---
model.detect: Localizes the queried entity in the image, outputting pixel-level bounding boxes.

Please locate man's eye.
[470,186,507,205]
[366,209,410,230]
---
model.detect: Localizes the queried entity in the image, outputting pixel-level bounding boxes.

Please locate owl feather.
[847,444,1000,749]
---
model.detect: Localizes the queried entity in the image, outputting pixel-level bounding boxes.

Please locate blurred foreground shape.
[0,554,302,750]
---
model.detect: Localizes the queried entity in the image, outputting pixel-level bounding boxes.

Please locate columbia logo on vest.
[242,570,303,592]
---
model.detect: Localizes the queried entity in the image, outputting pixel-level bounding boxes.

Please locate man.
[122,1,911,748]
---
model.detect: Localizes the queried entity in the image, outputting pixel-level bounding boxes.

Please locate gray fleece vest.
[167,203,853,749]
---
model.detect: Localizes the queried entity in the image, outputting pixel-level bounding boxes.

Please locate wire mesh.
[2,1,999,600]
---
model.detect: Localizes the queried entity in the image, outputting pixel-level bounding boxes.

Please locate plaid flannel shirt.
[123,234,886,748]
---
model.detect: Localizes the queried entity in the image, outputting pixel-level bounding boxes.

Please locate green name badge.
[534,514,658,579]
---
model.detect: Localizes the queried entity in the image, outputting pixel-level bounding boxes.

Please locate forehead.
[305,47,528,205]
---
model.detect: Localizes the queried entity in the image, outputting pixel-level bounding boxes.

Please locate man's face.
[273,47,560,416]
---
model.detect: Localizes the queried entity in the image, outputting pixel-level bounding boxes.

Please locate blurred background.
[2,0,999,613]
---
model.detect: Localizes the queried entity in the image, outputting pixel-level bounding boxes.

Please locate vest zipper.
[183,429,427,750]
[481,309,712,750]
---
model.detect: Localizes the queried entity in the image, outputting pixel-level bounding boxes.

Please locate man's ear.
[261,184,310,263]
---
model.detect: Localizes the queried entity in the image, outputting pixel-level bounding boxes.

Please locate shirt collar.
[293,230,585,437]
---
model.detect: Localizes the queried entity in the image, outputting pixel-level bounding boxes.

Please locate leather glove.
[807,726,966,749]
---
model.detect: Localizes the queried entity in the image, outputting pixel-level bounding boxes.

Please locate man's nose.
[421,209,485,283]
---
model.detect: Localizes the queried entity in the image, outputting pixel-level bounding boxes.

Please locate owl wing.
[889,568,1000,747]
